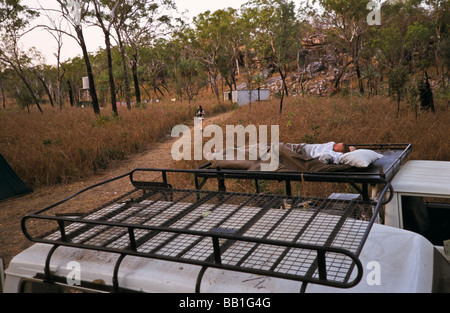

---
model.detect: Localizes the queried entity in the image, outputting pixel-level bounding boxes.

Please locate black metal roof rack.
[21,167,392,291]
[196,143,411,201]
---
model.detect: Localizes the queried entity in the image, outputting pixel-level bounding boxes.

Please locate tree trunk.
[33,70,55,108]
[57,80,63,110]
[0,82,5,109]
[116,28,131,110]
[212,76,220,102]
[279,87,284,115]
[67,80,74,107]
[230,58,237,90]
[56,63,65,110]
[131,55,141,104]
[278,68,289,97]
[207,64,220,102]
[24,79,43,113]
[75,25,100,115]
[355,61,364,94]
[334,58,357,89]
[14,66,43,113]
[104,32,118,115]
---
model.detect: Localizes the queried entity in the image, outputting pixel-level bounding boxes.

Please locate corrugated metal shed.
[224,89,270,106]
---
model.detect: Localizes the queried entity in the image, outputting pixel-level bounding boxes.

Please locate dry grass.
[0,93,232,188]
[1,92,448,190]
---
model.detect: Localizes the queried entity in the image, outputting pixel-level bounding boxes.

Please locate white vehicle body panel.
[4,223,434,293]
[385,160,450,229]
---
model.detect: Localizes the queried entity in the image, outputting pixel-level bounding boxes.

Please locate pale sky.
[19,0,250,65]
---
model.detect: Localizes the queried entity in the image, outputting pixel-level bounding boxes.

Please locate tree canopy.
[0,0,448,114]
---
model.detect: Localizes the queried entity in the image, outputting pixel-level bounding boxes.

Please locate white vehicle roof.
[390,160,450,197]
[5,223,434,293]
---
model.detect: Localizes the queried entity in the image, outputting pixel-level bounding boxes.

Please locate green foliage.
[303,123,320,144]
[388,66,410,117]
[173,56,207,103]
[362,64,381,97]
[285,111,294,128]
[406,22,432,70]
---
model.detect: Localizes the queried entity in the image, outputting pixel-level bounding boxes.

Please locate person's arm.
[317,154,334,164]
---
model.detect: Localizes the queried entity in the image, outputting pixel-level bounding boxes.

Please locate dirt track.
[0,111,233,267]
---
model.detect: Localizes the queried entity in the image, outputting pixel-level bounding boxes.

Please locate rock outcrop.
[265,33,356,96]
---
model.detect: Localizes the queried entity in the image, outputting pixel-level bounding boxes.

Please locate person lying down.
[207,142,356,165]
[206,141,383,172]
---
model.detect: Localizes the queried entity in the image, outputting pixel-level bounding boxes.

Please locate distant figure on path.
[195,105,205,132]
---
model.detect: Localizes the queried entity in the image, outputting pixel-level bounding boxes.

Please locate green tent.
[0,154,32,201]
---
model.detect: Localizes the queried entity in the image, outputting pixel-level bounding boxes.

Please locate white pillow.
[338,149,384,168]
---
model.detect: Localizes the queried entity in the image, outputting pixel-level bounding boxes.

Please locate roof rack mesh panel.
[25,186,379,288]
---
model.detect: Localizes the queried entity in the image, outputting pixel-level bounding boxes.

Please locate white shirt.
[304,142,342,164]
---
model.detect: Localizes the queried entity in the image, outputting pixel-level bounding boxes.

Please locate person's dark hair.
[342,144,351,153]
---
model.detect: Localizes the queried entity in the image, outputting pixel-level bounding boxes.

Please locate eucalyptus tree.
[49,16,66,111]
[388,65,409,118]
[241,0,302,113]
[139,41,171,100]
[217,8,243,93]
[0,0,43,112]
[166,27,207,104]
[111,0,135,109]
[406,22,432,73]
[116,0,177,105]
[33,4,67,110]
[193,8,243,101]
[64,55,87,106]
[0,69,7,109]
[176,56,207,104]
[366,2,433,75]
[28,49,56,108]
[425,0,449,79]
[91,0,121,115]
[315,0,370,93]
[237,11,260,107]
[56,0,101,115]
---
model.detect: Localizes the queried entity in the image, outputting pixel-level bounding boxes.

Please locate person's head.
[333,143,356,153]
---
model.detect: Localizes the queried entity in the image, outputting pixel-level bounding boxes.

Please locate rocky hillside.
[236,34,361,97]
